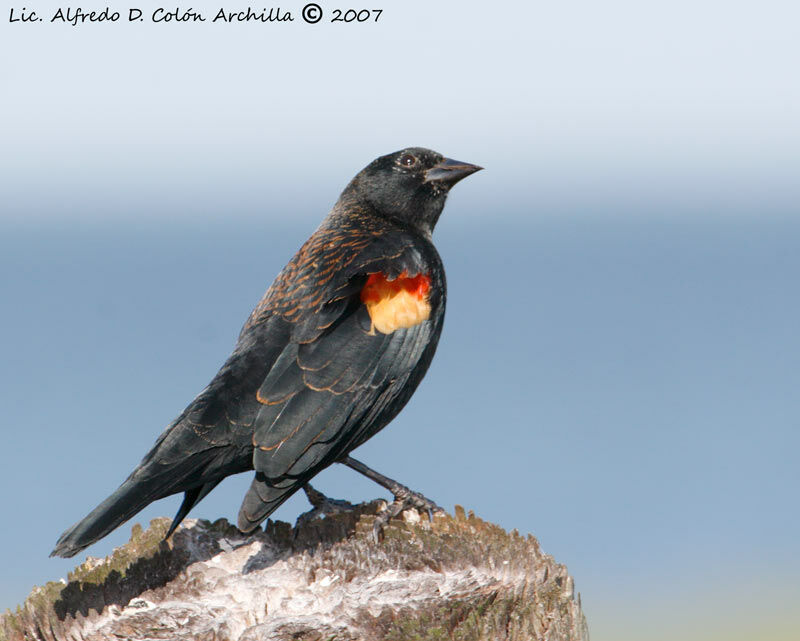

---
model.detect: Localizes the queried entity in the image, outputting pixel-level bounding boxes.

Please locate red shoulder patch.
[360,271,432,334]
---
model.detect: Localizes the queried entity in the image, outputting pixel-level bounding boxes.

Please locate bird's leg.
[294,483,356,533]
[342,456,444,541]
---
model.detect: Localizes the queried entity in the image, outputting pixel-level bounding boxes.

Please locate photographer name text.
[8,5,383,25]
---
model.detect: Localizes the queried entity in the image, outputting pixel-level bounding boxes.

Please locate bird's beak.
[424,158,483,185]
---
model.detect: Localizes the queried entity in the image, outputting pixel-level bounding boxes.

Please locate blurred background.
[1,1,798,640]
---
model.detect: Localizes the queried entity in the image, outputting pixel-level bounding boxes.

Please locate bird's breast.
[360,271,432,335]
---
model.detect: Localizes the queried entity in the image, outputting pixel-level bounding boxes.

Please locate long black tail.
[50,470,170,558]
[50,436,230,558]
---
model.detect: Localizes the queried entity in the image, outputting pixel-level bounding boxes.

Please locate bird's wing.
[253,305,435,475]
[237,238,443,531]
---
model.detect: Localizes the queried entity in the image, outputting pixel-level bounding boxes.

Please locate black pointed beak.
[424,158,483,186]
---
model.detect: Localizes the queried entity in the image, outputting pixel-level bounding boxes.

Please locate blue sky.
[1,2,799,640]
[2,216,798,641]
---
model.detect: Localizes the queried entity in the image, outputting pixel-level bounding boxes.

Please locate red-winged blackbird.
[51,148,481,558]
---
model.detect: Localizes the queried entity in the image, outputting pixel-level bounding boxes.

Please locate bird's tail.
[237,473,301,533]
[50,470,172,558]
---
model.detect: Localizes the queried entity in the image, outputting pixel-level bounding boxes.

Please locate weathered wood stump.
[1,502,588,641]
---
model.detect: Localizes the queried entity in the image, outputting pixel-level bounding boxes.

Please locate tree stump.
[1,502,588,641]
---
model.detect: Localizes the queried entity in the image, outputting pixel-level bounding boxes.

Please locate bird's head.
[345,147,482,235]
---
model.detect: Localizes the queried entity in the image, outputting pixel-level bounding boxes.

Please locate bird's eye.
[398,153,417,167]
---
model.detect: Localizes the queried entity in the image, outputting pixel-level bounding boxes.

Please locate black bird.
[51,147,481,558]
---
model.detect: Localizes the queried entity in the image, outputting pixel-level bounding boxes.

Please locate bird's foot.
[339,456,443,542]
[294,483,357,534]
[371,483,444,543]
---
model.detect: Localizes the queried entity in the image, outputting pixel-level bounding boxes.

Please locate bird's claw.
[295,480,443,544]
[294,484,356,536]
[371,484,443,543]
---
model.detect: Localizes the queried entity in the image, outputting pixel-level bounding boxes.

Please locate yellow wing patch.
[360,272,432,335]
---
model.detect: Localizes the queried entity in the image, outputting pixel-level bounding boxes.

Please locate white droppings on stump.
[3,502,588,641]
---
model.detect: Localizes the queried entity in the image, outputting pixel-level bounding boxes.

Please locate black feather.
[51,147,479,557]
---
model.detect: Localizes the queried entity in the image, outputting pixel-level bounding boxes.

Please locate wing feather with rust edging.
[237,238,442,531]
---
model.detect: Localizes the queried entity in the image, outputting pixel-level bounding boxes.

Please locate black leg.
[342,456,443,540]
[294,458,444,541]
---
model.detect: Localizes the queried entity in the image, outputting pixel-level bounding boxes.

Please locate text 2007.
[331,9,382,22]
